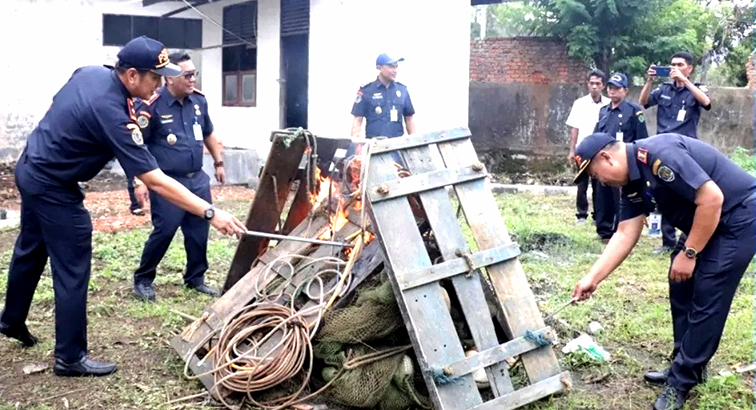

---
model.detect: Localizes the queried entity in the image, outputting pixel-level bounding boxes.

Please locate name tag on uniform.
[676,109,686,122]
[390,108,398,122]
[615,132,623,141]
[193,123,203,141]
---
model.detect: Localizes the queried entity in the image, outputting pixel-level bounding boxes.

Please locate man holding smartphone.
[639,51,711,254]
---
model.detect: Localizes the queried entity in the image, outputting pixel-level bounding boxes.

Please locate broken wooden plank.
[224,133,308,292]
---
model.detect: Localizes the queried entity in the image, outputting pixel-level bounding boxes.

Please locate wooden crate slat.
[367,151,483,410]
[444,327,554,378]
[397,242,521,290]
[471,372,571,410]
[368,164,487,203]
[224,134,309,291]
[400,145,514,398]
[437,137,562,383]
[371,127,471,154]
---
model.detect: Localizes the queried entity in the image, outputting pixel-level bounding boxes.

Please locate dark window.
[222,1,257,107]
[102,14,202,49]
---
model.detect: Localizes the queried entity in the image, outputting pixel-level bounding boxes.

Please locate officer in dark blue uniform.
[571,133,756,410]
[592,73,649,241]
[640,51,712,252]
[350,53,416,143]
[0,36,247,377]
[132,52,226,301]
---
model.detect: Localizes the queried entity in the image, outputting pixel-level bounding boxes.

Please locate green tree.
[485,0,753,85]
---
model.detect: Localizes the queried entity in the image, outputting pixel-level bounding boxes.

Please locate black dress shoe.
[653,386,688,410]
[187,283,219,297]
[0,322,38,347]
[53,356,117,377]
[134,282,156,302]
[644,368,669,386]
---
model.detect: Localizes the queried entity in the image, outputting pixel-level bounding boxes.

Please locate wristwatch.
[683,246,698,259]
[203,205,216,221]
[214,160,224,168]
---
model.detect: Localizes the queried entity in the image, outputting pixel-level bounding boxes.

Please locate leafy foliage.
[479,0,754,85]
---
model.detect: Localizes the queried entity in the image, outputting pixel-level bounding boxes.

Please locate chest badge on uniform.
[167,133,177,145]
[194,104,201,116]
[375,106,382,114]
[131,128,144,146]
[396,90,401,98]
[137,115,149,129]
[372,93,383,100]
[658,166,675,182]
[637,148,648,164]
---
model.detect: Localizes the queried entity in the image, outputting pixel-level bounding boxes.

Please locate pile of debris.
[172,128,570,410]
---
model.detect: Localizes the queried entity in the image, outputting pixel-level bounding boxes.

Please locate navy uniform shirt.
[645,82,711,139]
[23,66,158,188]
[351,78,415,138]
[137,87,214,176]
[620,133,756,234]
[594,99,649,143]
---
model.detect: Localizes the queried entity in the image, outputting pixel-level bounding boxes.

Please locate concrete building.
[0,0,472,170]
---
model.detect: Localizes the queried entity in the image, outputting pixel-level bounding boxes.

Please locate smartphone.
[654,66,671,77]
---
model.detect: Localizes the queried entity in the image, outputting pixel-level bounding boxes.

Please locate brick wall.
[470,37,588,84]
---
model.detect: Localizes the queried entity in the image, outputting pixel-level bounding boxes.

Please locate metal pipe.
[244,230,354,248]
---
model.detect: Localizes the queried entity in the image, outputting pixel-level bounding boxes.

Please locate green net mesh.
[313,275,431,410]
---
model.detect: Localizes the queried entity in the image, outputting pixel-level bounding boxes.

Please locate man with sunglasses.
[0,37,247,377]
[131,52,225,301]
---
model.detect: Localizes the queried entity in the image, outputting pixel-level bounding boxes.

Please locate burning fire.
[308,165,372,244]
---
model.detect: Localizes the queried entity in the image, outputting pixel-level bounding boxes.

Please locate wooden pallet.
[365,127,570,410]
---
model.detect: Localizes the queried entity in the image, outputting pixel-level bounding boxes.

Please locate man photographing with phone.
[639,51,712,254]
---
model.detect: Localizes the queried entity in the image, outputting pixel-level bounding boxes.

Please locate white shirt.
[566,94,610,146]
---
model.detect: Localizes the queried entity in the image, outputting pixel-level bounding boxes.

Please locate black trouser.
[127,179,140,212]
[576,176,593,220]
[1,159,92,363]
[133,172,211,287]
[593,182,619,239]
[666,198,756,392]
[662,218,679,248]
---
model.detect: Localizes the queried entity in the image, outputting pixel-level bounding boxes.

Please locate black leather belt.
[167,171,198,179]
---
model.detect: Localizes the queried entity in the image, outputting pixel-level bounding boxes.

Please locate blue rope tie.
[524,329,552,347]
[428,368,463,385]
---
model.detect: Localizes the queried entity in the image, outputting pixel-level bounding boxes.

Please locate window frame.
[223,70,257,107]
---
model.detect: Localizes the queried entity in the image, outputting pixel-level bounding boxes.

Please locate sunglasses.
[181,71,199,80]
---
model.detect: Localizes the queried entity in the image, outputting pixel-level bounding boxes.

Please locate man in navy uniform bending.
[571,133,755,409]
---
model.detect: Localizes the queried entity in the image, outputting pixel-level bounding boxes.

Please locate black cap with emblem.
[117,36,182,77]
[572,132,617,184]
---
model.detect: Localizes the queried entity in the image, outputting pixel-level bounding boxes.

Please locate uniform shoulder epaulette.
[143,93,161,107]
[395,81,406,87]
[193,87,205,96]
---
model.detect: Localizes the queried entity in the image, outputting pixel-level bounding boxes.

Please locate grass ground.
[0,190,752,410]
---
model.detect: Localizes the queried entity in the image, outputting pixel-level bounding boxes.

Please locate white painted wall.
[308,0,471,139]
[0,0,278,158]
[0,0,470,161]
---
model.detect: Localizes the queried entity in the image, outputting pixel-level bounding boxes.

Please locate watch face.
[685,248,696,258]
[205,208,215,220]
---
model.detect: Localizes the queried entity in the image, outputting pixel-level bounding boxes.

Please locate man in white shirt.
[566,70,610,223]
